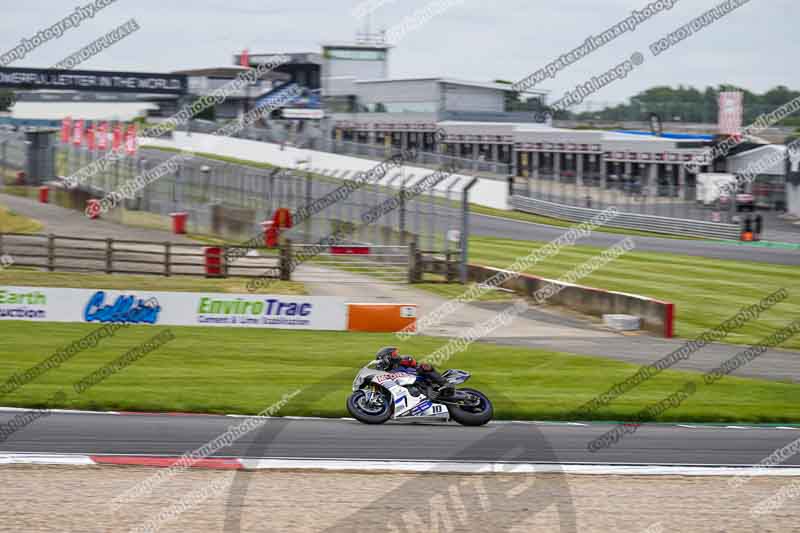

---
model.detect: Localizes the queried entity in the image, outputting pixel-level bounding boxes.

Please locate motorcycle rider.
[376,347,453,398]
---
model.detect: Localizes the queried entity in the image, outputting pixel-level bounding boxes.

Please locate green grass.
[1,166,23,184]
[468,236,800,350]
[0,205,42,233]
[0,269,306,295]
[0,323,797,423]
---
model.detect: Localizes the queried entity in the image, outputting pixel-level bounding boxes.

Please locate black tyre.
[447,388,493,426]
[347,388,392,425]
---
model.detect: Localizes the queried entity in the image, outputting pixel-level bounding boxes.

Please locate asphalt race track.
[2,412,799,467]
[470,211,800,266]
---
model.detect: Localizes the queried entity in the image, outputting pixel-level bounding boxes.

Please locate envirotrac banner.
[0,287,348,331]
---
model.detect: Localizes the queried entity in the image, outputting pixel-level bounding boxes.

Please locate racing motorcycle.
[346,355,493,426]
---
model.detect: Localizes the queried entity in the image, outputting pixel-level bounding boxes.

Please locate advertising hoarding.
[0,287,348,331]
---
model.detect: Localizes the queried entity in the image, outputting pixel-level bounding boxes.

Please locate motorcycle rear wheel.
[347,388,392,425]
[447,388,493,426]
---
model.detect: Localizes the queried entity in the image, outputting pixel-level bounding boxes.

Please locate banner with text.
[0,287,348,331]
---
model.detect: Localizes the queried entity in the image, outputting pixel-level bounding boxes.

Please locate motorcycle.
[346,356,493,426]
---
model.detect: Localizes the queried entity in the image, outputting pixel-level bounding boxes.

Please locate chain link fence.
[0,132,29,179]
[177,120,512,178]
[319,137,512,177]
[55,138,467,254]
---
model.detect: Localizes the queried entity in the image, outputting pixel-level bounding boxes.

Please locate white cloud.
[0,0,795,103]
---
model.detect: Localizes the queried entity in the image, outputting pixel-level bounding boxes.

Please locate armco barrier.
[466,264,675,338]
[347,303,417,333]
[510,195,740,240]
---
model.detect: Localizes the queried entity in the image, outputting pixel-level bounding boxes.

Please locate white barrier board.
[0,287,348,331]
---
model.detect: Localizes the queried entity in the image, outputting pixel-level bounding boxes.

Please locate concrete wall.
[466,264,675,338]
[441,83,505,113]
[355,79,439,108]
[142,132,511,210]
[324,52,388,96]
[788,183,800,217]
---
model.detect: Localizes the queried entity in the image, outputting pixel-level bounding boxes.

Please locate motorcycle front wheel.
[347,388,392,425]
[447,388,493,426]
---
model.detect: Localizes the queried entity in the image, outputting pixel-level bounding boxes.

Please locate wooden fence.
[0,233,286,279]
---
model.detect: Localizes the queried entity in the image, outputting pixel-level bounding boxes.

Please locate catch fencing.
[56,139,469,254]
[180,120,512,177]
[0,131,29,174]
[319,137,512,178]
[290,243,410,284]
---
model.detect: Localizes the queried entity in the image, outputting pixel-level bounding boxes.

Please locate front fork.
[363,384,385,408]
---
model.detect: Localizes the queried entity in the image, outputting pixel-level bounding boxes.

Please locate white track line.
[0,407,121,415]
[4,453,800,476]
[0,453,96,466]
[237,459,800,477]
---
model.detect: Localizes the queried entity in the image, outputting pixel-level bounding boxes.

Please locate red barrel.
[204,246,224,277]
[86,199,101,219]
[38,186,49,204]
[170,212,188,234]
[261,221,277,248]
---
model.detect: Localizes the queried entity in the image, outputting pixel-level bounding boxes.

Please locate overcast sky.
[1,0,795,105]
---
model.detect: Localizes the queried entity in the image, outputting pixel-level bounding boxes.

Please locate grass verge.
[0,323,797,423]
[0,204,42,234]
[0,269,307,295]
[468,236,800,350]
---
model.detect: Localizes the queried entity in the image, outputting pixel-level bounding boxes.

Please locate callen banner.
[0,287,348,331]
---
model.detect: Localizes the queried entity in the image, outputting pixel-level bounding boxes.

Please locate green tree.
[0,90,15,112]
[574,84,800,126]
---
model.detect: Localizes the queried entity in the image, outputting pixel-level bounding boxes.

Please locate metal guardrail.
[510,195,741,240]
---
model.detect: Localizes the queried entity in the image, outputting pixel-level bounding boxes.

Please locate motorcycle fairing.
[371,373,448,420]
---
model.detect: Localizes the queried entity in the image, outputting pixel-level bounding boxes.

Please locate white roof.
[355,77,548,94]
[514,125,573,133]
[322,41,393,49]
[601,131,675,142]
[437,121,547,128]
[726,143,786,160]
[727,144,787,175]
